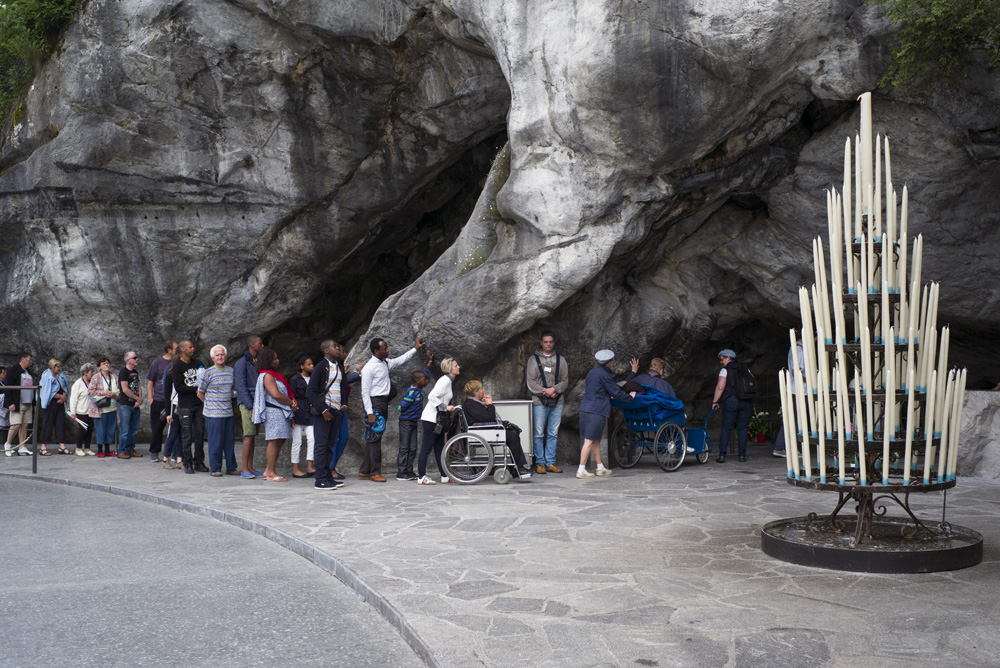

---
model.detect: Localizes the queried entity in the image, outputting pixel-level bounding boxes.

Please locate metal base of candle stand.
[762,478,983,573]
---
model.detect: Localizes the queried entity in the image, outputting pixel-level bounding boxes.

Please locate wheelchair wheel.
[441,432,493,484]
[610,421,642,468]
[696,434,713,464]
[654,422,686,472]
[494,467,511,484]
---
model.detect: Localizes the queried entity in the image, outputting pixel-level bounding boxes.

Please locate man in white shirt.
[359,334,426,481]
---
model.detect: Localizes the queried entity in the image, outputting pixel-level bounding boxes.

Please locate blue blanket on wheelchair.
[611,388,685,424]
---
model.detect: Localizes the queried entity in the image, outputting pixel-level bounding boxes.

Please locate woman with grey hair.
[416,357,461,485]
[71,363,97,456]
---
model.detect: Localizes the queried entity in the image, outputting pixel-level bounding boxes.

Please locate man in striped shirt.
[198,345,237,476]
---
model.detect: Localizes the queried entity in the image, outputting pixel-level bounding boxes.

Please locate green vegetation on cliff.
[878,0,1000,92]
[1,0,80,120]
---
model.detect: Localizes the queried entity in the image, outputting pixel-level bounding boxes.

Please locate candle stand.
[761,93,982,573]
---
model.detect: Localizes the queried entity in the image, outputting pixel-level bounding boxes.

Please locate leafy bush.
[0,0,80,119]
[878,0,1000,92]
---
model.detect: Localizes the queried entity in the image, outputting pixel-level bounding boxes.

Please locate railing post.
[32,387,40,474]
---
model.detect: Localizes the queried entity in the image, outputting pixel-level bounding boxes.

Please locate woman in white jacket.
[416,357,460,485]
[70,364,97,456]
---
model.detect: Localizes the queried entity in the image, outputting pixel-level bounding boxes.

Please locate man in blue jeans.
[712,349,754,463]
[526,332,568,474]
[117,352,143,458]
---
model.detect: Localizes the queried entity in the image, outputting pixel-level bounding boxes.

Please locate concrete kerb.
[0,470,442,668]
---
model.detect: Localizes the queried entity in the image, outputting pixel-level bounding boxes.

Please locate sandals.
[58,446,71,455]
[264,475,288,482]
[39,446,52,457]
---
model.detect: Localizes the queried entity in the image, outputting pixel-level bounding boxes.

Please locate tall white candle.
[836,341,850,438]
[843,137,852,263]
[854,368,867,485]
[855,134,863,241]
[936,370,955,482]
[817,244,833,342]
[788,329,804,467]
[779,371,795,478]
[833,278,847,344]
[817,323,833,438]
[875,134,882,242]
[922,369,937,484]
[795,358,812,481]
[863,326,874,440]
[866,189,875,288]
[886,326,897,435]
[883,366,894,485]
[860,92,873,215]
[912,235,923,321]
[920,327,937,395]
[881,273,890,346]
[836,366,847,484]
[899,186,909,298]
[903,367,916,484]
[927,282,940,347]
[799,288,819,411]
[936,325,950,427]
[948,369,967,480]
[904,325,916,393]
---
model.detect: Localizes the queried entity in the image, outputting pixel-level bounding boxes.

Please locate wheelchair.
[440,407,528,485]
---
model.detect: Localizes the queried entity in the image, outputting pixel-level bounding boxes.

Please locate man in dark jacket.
[4,353,34,455]
[307,340,346,490]
[234,335,263,475]
[626,357,677,397]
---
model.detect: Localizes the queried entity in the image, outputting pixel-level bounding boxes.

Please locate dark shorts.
[579,411,606,441]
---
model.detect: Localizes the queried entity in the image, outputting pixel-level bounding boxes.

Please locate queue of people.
[3,331,757,487]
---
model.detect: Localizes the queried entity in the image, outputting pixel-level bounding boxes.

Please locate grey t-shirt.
[20,370,33,405]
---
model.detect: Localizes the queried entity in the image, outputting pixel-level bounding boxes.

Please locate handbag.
[433,406,453,435]
[534,354,560,407]
[363,413,386,442]
[94,373,113,408]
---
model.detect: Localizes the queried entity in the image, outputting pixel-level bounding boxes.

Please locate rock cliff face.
[2,0,998,461]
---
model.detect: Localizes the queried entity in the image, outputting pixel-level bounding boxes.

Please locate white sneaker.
[417,475,436,485]
[576,470,595,478]
[17,446,32,456]
[686,446,696,453]
[595,468,612,476]
[4,449,12,457]
[440,476,452,484]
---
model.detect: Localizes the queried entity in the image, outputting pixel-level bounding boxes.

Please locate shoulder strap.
[534,354,548,389]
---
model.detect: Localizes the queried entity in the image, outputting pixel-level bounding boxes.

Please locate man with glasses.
[3,353,34,456]
[117,352,144,458]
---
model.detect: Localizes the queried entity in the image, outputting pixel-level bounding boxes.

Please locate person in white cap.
[711,349,754,463]
[577,350,636,478]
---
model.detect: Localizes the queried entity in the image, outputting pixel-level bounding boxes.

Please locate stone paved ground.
[3,442,999,668]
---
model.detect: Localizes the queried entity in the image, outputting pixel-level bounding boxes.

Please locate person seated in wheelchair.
[460,380,532,479]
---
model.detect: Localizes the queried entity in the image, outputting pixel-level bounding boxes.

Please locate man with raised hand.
[359,335,426,482]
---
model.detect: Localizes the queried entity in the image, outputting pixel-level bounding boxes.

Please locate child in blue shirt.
[396,365,431,481]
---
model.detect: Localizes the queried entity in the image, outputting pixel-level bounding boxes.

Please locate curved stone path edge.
[0,471,442,668]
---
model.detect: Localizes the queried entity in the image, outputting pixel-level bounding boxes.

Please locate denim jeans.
[397,418,419,476]
[95,411,117,447]
[205,415,236,473]
[117,404,141,453]
[313,411,343,486]
[718,396,754,458]
[532,403,563,467]
[164,409,181,459]
[179,405,205,466]
[331,414,349,470]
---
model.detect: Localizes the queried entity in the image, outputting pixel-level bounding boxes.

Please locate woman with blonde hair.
[416,357,460,485]
[39,358,71,455]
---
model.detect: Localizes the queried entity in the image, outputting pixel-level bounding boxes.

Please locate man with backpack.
[711,349,756,463]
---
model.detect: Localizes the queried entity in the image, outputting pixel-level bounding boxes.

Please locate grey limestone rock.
[2,0,999,466]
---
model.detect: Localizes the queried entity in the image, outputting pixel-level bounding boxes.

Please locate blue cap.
[718,349,737,360]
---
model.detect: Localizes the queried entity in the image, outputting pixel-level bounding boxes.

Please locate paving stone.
[4,447,1000,667]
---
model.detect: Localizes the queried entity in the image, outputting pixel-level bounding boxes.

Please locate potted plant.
[748,410,770,443]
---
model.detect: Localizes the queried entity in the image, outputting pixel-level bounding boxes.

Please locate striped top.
[198,365,234,418]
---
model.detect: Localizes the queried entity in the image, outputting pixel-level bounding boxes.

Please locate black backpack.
[729,361,758,400]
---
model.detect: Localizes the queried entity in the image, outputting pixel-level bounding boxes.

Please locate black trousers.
[359,395,388,476]
[149,400,167,454]
[40,402,65,443]
[312,410,343,485]
[75,414,93,449]
[417,419,445,478]
[179,405,205,466]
